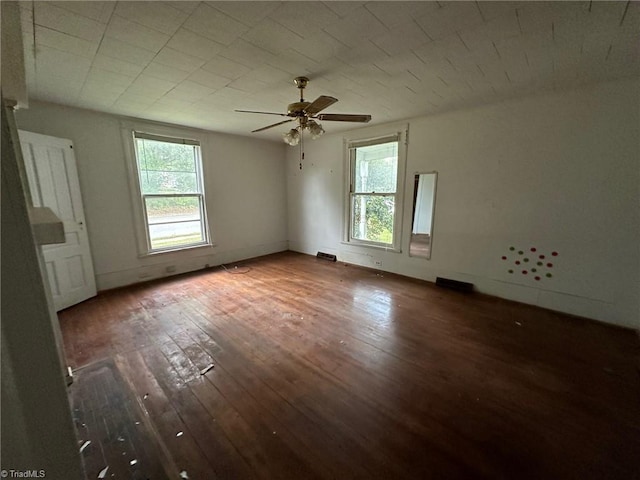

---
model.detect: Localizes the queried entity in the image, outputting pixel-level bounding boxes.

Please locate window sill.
[341,240,402,254]
[138,242,215,258]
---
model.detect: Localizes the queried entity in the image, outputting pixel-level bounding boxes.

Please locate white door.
[18,130,97,311]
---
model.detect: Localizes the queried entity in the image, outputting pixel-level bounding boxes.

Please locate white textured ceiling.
[18,1,640,141]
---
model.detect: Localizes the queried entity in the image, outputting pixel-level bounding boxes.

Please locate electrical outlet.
[374,260,383,267]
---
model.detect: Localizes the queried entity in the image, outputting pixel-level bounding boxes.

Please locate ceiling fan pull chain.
[299,130,304,170]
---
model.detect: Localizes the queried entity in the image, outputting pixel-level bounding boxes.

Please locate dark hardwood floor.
[61,251,640,480]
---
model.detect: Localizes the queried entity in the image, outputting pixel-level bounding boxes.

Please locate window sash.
[131,130,208,253]
[134,138,202,195]
[134,131,200,146]
[348,138,400,247]
[349,192,396,245]
[143,193,207,252]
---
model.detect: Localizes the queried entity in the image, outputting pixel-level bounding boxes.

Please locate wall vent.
[317,252,337,262]
[435,277,474,293]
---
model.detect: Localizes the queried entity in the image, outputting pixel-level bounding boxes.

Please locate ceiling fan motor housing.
[294,76,309,89]
[237,75,371,135]
[287,102,310,116]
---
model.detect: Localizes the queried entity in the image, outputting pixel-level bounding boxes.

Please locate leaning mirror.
[409,172,437,259]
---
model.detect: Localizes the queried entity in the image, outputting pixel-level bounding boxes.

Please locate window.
[132,132,209,253]
[346,133,404,250]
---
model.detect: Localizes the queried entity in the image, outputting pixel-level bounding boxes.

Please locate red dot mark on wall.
[539,255,545,259]
[535,276,541,281]
[552,251,558,256]
[501,256,507,260]
[522,270,528,275]
[531,247,537,252]
[515,261,521,265]
[547,263,553,268]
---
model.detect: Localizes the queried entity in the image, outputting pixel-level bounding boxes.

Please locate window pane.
[149,221,204,250]
[351,195,395,244]
[136,138,199,194]
[144,196,204,250]
[354,141,398,193]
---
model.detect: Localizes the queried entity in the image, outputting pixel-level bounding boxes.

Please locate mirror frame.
[408,171,438,259]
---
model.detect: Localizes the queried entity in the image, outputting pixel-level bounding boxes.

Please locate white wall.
[16,101,288,290]
[287,79,640,328]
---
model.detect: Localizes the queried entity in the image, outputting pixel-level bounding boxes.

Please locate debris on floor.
[179,471,189,479]
[200,364,215,375]
[79,440,91,453]
[176,431,184,437]
[98,466,109,478]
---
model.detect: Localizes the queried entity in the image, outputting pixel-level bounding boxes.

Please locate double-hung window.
[133,132,209,253]
[347,133,404,250]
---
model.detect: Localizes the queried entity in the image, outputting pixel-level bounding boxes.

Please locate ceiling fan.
[235,76,372,147]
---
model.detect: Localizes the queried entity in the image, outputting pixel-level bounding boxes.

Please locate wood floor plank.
[60,252,640,480]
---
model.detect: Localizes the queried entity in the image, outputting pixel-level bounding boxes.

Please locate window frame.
[343,128,407,252]
[123,124,212,256]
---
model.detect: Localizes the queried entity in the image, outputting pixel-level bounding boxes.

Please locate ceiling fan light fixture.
[307,120,325,140]
[283,128,300,146]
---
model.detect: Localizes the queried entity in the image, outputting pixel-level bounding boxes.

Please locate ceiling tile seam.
[359,38,393,64]
[31,37,97,64]
[318,28,352,51]
[409,50,428,67]
[370,37,406,58]
[320,1,352,19]
[413,19,435,43]
[76,4,118,103]
[216,42,278,70]
[42,1,111,25]
[240,31,305,59]
[112,3,186,36]
[206,1,272,29]
[153,48,207,74]
[254,13,306,43]
[186,72,232,92]
[515,9,524,35]
[110,4,199,111]
[32,22,101,46]
[619,0,631,26]
[456,32,471,52]
[474,1,486,23]
[362,3,395,31]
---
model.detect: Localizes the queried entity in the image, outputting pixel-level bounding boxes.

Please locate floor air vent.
[317,252,337,262]
[436,277,474,293]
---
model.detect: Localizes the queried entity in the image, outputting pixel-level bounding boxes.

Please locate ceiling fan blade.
[251,119,294,133]
[316,113,372,123]
[236,109,288,117]
[304,96,338,115]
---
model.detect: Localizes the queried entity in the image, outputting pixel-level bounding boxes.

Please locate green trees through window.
[134,134,208,251]
[349,140,398,246]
